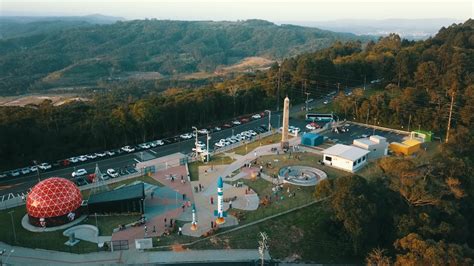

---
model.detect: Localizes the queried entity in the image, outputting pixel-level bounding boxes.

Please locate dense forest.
[0,19,368,95]
[0,19,472,171]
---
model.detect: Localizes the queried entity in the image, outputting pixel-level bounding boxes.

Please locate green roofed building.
[87,183,145,214]
[411,130,433,142]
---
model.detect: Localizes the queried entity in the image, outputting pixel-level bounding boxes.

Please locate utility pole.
[407,114,412,132]
[8,211,17,243]
[206,132,210,163]
[305,92,311,111]
[276,64,281,111]
[445,88,456,143]
[366,106,370,125]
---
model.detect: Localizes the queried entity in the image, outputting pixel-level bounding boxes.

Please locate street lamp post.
[192,126,198,157]
[8,211,17,243]
[206,132,210,163]
[33,160,40,183]
[265,110,271,131]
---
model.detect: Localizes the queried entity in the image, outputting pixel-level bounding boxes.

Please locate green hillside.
[0,19,371,95]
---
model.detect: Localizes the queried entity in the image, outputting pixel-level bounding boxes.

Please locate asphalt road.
[0,91,334,196]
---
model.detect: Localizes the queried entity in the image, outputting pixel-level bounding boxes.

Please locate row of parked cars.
[214,124,269,149]
[1,111,267,179]
[180,112,266,140]
[72,166,137,186]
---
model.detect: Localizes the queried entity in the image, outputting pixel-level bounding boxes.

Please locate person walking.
[164,218,167,228]
[153,225,156,233]
[229,200,232,209]
[211,221,214,229]
[178,227,182,236]
[170,218,173,228]
[210,196,214,205]
[144,225,148,237]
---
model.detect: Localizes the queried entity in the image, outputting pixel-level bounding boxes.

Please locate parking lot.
[320,122,408,145]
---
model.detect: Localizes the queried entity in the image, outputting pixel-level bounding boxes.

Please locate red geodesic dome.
[26,177,82,218]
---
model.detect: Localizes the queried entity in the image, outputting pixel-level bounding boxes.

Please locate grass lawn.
[188,154,235,181]
[229,178,315,225]
[189,203,361,263]
[229,133,289,156]
[83,214,141,235]
[0,206,98,253]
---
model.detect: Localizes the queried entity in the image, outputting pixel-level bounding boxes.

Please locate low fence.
[348,120,410,135]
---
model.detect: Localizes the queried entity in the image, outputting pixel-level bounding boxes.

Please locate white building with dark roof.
[352,135,388,160]
[322,144,369,173]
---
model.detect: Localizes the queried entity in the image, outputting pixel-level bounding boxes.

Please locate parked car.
[306,123,316,130]
[72,169,88,177]
[232,120,241,125]
[139,143,151,149]
[214,126,222,131]
[240,117,250,123]
[106,169,119,178]
[198,128,209,134]
[106,150,116,156]
[252,114,261,119]
[86,154,97,159]
[154,140,165,146]
[214,142,225,148]
[11,170,20,177]
[121,146,135,153]
[30,165,38,172]
[75,177,88,186]
[180,133,193,139]
[38,163,52,170]
[323,100,329,105]
[78,155,88,162]
[0,172,7,178]
[21,168,31,175]
[69,157,79,163]
[96,152,107,157]
[222,123,233,128]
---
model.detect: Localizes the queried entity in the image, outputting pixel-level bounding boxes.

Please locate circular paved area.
[278,166,327,186]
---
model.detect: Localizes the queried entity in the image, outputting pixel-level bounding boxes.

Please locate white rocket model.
[191,203,197,230]
[214,176,227,224]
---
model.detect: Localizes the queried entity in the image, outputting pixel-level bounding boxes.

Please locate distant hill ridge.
[0,18,372,95]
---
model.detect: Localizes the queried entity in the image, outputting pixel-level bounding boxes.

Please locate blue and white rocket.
[214,176,227,224]
[191,203,197,230]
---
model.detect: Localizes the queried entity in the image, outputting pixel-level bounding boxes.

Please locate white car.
[11,171,20,177]
[214,142,225,148]
[106,151,115,156]
[180,133,193,139]
[139,143,151,149]
[72,169,87,177]
[232,120,241,125]
[323,100,329,105]
[21,168,31,175]
[106,169,119,178]
[86,154,97,159]
[0,172,7,178]
[78,155,88,162]
[96,152,107,157]
[121,146,135,153]
[198,129,209,134]
[154,140,165,146]
[38,163,52,170]
[252,114,261,119]
[306,124,316,130]
[30,165,38,172]
[214,127,222,131]
[69,157,79,163]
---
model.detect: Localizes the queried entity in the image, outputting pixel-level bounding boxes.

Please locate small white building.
[322,144,369,173]
[352,135,388,160]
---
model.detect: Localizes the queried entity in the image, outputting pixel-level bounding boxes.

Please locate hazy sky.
[2,0,472,21]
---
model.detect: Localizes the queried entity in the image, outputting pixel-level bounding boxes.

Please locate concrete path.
[0,241,270,265]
